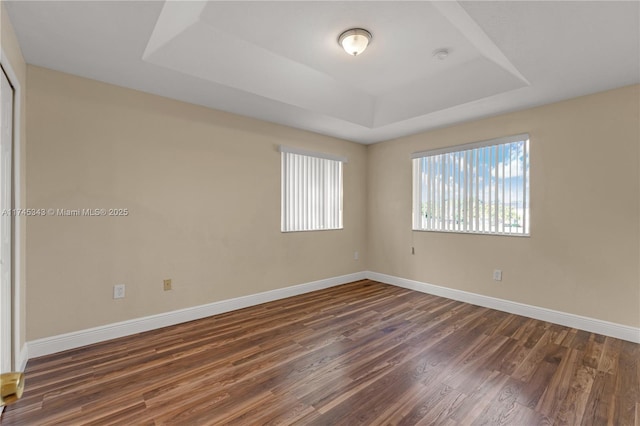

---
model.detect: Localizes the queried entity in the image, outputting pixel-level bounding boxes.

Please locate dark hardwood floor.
[2,280,638,425]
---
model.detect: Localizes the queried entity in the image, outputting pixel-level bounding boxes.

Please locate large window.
[280,146,345,232]
[412,134,530,236]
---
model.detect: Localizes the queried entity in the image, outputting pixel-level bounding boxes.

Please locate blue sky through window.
[414,137,529,235]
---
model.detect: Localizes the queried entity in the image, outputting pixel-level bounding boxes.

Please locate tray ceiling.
[4,1,639,143]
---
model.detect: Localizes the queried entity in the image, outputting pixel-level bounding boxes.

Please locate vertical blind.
[412,134,530,236]
[280,146,345,232]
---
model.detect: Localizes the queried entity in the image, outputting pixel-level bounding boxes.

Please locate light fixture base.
[338,28,372,56]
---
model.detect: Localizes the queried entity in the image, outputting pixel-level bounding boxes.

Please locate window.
[412,134,530,236]
[280,146,345,232]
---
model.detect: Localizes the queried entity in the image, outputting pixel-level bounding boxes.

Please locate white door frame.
[0,63,13,375]
[0,48,23,373]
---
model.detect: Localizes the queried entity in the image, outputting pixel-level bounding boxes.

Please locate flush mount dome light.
[338,28,372,56]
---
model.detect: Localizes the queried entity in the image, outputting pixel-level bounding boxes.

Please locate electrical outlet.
[113,284,125,299]
[493,269,503,281]
[163,279,172,291]
[354,251,359,260]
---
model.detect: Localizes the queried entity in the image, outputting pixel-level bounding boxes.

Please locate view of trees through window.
[412,135,530,236]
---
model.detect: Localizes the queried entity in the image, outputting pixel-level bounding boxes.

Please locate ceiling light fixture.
[338,28,372,56]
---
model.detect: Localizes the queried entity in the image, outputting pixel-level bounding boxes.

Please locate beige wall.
[22,67,640,339]
[368,85,640,328]
[26,66,367,340]
[1,2,27,364]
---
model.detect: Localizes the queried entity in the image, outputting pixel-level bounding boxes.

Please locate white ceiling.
[4,1,639,144]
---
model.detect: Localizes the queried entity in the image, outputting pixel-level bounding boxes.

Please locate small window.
[280,146,345,232]
[412,134,530,236]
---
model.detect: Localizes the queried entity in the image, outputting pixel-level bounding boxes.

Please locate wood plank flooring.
[2,280,638,425]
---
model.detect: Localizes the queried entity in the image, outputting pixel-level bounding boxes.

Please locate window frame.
[412,134,530,236]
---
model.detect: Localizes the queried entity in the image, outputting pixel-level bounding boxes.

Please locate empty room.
[0,1,638,425]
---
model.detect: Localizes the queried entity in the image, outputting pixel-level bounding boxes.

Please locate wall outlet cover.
[113,284,125,299]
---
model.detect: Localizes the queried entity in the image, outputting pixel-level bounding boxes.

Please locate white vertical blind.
[280,147,344,232]
[412,134,530,236]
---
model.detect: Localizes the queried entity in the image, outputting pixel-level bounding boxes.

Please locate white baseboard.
[16,344,28,372]
[365,271,640,344]
[25,270,639,360]
[27,272,367,359]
